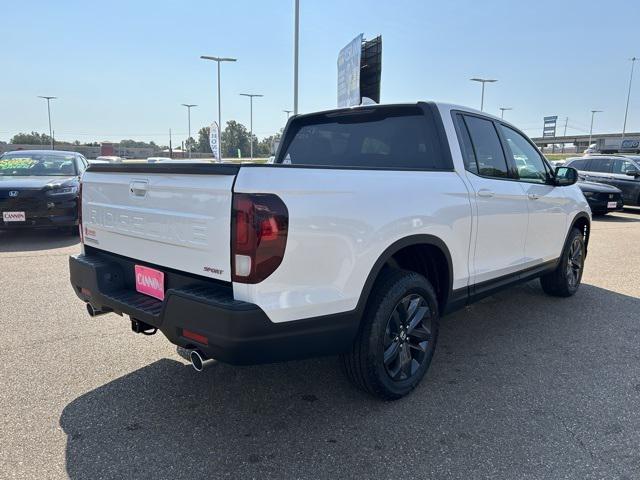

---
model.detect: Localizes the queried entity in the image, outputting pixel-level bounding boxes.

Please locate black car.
[577,180,623,215]
[0,150,87,232]
[565,155,640,207]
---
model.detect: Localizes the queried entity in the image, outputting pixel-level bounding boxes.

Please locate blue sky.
[2,0,639,145]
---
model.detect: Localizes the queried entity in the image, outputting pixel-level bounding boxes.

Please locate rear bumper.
[69,251,359,365]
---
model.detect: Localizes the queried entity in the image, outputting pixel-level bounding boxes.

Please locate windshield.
[0,153,78,176]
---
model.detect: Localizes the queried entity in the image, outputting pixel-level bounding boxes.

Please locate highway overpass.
[532,132,640,152]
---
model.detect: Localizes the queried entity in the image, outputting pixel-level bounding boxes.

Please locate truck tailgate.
[81,166,236,282]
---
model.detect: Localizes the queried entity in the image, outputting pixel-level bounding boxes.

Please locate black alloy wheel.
[383,294,433,381]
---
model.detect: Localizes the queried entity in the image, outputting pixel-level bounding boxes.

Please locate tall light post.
[200,55,237,149]
[622,57,637,144]
[37,96,57,149]
[283,109,293,121]
[499,107,512,119]
[293,0,300,115]
[239,93,263,160]
[470,78,497,112]
[181,104,197,159]
[589,110,602,147]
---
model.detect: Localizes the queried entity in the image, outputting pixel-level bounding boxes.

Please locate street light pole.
[240,93,263,160]
[37,96,57,149]
[499,107,512,119]
[589,110,602,147]
[470,78,497,112]
[181,104,197,159]
[200,55,237,154]
[283,109,293,121]
[622,57,637,144]
[293,0,300,115]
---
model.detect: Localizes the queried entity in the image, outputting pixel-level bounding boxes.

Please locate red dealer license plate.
[134,265,165,301]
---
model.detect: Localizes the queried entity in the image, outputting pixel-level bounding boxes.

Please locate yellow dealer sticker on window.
[0,158,36,169]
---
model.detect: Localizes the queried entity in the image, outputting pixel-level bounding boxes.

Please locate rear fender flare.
[354,234,454,316]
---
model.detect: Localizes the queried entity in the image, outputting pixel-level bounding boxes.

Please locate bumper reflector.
[182,329,208,345]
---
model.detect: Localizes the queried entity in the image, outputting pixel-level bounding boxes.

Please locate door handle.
[477,189,494,198]
[528,193,540,200]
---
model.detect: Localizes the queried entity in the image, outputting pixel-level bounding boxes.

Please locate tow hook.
[131,318,157,335]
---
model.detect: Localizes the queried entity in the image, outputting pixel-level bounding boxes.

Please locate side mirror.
[625,167,639,177]
[555,166,578,186]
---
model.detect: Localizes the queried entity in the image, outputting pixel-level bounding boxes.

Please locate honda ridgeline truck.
[69,102,591,399]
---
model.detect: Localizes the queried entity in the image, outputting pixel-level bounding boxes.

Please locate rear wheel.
[540,227,585,297]
[341,269,439,400]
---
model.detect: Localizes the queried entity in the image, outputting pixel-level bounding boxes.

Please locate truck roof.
[291,101,509,124]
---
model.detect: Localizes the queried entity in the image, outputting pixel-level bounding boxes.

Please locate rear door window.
[454,115,479,174]
[462,115,510,178]
[277,106,448,169]
[588,158,614,173]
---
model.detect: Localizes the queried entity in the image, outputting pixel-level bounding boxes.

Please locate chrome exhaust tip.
[190,350,215,372]
[86,303,108,317]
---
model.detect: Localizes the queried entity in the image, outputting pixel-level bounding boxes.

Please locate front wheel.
[540,227,585,297]
[341,270,439,400]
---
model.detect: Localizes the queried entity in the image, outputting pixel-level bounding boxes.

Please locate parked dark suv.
[565,155,640,206]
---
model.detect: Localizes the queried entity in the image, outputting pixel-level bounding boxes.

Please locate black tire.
[540,227,585,297]
[341,269,439,400]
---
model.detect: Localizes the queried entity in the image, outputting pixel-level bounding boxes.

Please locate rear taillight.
[78,181,83,242]
[231,193,288,283]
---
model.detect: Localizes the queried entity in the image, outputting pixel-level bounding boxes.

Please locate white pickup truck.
[69,102,591,399]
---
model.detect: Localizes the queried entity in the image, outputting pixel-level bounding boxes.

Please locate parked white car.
[95,156,123,163]
[70,102,590,399]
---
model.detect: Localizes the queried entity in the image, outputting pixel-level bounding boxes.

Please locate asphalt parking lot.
[1,210,639,480]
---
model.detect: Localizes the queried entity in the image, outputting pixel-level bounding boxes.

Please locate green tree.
[221,120,251,158]
[256,132,282,157]
[185,137,197,153]
[197,127,212,153]
[10,132,52,145]
[119,139,158,148]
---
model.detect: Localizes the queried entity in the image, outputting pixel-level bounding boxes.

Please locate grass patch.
[546,153,580,161]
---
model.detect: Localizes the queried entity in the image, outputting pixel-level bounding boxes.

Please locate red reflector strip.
[182,329,208,345]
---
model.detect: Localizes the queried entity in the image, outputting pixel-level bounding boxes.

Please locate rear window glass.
[277,107,446,169]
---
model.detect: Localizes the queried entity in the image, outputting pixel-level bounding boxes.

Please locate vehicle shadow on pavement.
[59,282,640,479]
[593,212,640,222]
[0,229,79,252]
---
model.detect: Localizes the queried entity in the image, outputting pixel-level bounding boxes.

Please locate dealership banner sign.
[209,121,221,162]
[337,34,363,108]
